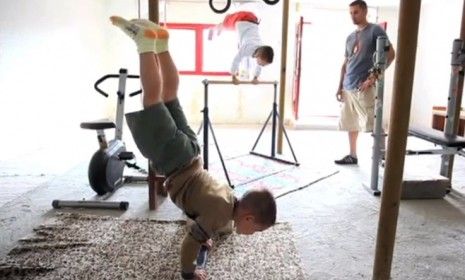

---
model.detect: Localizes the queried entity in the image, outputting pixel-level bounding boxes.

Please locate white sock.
[130,19,169,53]
[110,16,167,54]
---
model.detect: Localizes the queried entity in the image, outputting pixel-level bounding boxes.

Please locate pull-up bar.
[198,79,299,188]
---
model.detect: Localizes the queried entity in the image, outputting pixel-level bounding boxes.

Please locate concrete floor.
[1,127,465,279]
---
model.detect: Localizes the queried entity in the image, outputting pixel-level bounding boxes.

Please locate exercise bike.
[52,68,146,210]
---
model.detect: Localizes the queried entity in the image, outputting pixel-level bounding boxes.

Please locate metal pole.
[251,112,272,151]
[372,0,421,279]
[277,0,289,154]
[115,69,127,141]
[52,200,129,211]
[440,40,465,178]
[147,0,161,208]
[369,36,389,195]
[271,83,278,157]
[443,0,465,179]
[203,80,209,170]
[148,0,159,23]
[207,121,232,187]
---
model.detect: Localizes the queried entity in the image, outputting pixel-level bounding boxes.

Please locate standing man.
[334,0,395,165]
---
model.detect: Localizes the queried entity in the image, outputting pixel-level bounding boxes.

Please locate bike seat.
[80,119,116,130]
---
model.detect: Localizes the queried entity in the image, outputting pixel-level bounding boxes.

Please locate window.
[166,23,237,76]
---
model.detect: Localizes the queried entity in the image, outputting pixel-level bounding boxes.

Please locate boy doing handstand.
[209,11,274,84]
[110,16,277,280]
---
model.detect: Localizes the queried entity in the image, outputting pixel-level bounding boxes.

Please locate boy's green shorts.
[125,98,200,176]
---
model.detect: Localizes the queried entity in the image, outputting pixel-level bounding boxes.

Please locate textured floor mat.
[0,213,306,280]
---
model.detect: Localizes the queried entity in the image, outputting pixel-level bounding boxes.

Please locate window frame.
[166,23,230,76]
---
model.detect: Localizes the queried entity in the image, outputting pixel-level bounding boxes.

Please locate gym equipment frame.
[364,36,390,196]
[198,79,299,187]
[53,69,147,210]
[368,39,465,196]
[406,39,465,185]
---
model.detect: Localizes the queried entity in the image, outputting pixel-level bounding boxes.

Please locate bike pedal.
[119,151,135,160]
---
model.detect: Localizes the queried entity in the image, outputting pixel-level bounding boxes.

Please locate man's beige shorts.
[338,87,375,132]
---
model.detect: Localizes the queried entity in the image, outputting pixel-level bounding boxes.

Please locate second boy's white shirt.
[230,22,262,78]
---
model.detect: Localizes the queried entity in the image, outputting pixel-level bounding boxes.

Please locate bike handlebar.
[94,71,142,97]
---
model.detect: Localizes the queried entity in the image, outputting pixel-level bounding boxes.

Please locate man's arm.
[386,45,396,69]
[336,58,348,102]
[361,45,396,91]
[360,24,396,90]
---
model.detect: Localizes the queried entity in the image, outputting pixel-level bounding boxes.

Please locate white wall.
[0,0,141,156]
[411,0,464,127]
[291,4,359,119]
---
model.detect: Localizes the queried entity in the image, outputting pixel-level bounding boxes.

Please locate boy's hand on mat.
[194,269,207,280]
[202,239,213,250]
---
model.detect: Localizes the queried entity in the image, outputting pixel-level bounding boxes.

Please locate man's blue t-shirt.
[343,23,390,91]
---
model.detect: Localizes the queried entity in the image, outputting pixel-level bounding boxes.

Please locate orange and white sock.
[129,19,169,54]
[110,16,168,54]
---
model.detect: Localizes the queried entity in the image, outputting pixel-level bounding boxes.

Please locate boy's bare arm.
[231,53,241,77]
[251,65,262,83]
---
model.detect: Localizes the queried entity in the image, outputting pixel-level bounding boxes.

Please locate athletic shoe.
[334,155,358,165]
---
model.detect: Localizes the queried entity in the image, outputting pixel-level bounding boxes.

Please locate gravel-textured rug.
[0,213,306,280]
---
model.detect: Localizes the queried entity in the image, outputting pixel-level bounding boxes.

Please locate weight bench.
[401,126,465,199]
[393,39,465,198]
[407,126,465,155]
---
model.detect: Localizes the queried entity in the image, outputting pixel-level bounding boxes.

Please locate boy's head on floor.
[254,46,274,67]
[234,188,276,235]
